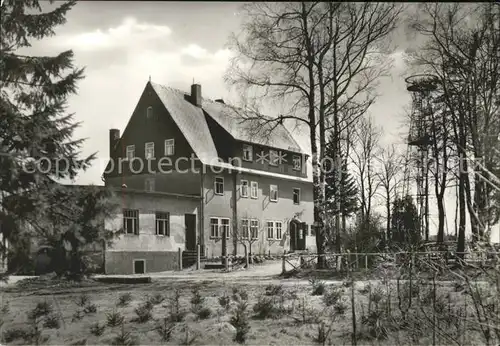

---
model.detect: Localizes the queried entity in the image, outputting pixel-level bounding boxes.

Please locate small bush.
[75,294,91,308]
[83,303,97,314]
[253,296,279,319]
[2,327,32,343]
[117,293,133,307]
[323,287,343,306]
[106,310,125,327]
[156,317,175,342]
[148,293,165,305]
[195,306,212,320]
[232,287,248,302]
[111,324,137,346]
[370,286,384,305]
[314,322,332,345]
[333,300,347,315]
[230,302,250,344]
[218,294,231,310]
[180,327,198,345]
[134,303,153,323]
[28,301,53,321]
[310,279,326,296]
[190,287,205,307]
[265,284,284,296]
[165,289,186,323]
[90,322,106,336]
[42,314,61,329]
[1,301,10,315]
[72,310,85,322]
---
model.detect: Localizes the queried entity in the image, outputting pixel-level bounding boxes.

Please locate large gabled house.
[102,81,316,274]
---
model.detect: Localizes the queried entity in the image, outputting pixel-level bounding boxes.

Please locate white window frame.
[241,219,249,239]
[270,184,278,202]
[155,211,170,236]
[126,145,135,161]
[145,142,154,159]
[133,259,146,274]
[145,177,155,192]
[242,144,253,161]
[276,221,283,240]
[240,180,249,198]
[250,219,259,239]
[210,217,219,238]
[146,106,153,119]
[210,217,230,239]
[292,155,302,171]
[293,188,300,205]
[250,181,258,199]
[215,177,224,195]
[164,139,175,156]
[266,221,274,239]
[221,218,230,239]
[123,209,139,235]
[269,149,279,166]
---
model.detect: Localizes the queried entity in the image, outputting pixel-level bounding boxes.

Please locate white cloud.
[55,17,172,51]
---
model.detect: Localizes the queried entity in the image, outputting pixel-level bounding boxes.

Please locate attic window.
[243,144,253,161]
[147,106,153,119]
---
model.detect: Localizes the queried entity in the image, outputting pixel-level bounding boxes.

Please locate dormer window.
[293,155,302,171]
[147,106,153,119]
[269,150,279,166]
[145,142,154,159]
[126,145,135,160]
[243,144,253,161]
[164,139,175,156]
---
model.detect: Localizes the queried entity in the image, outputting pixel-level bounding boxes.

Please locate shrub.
[28,301,53,322]
[106,310,125,327]
[195,307,212,320]
[230,302,251,344]
[265,284,284,296]
[117,293,133,307]
[90,322,106,336]
[72,310,85,322]
[323,287,343,306]
[165,289,186,323]
[156,317,175,342]
[1,301,10,315]
[83,303,97,314]
[333,300,348,315]
[134,303,154,323]
[218,294,231,310]
[232,287,248,302]
[253,296,279,319]
[148,293,165,306]
[111,324,137,346]
[42,314,61,329]
[310,279,326,296]
[75,294,91,308]
[2,327,32,343]
[190,287,205,307]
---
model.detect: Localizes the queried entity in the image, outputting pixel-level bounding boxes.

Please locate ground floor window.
[123,209,139,235]
[267,221,283,239]
[241,219,249,239]
[155,212,170,236]
[210,217,230,239]
[250,219,259,239]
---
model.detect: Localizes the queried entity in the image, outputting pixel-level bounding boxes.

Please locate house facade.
[103,81,315,274]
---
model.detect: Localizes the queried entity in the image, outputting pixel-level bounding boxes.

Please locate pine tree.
[0,0,117,277]
[324,132,359,219]
[390,195,421,248]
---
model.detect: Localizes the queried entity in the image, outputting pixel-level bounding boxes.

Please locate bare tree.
[408,3,500,253]
[351,115,382,223]
[375,144,404,243]
[226,2,402,267]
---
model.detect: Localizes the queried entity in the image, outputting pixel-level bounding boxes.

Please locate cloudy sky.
[22,2,498,241]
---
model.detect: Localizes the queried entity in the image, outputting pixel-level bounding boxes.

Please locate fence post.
[365,254,368,270]
[282,251,286,274]
[196,244,200,270]
[178,247,182,271]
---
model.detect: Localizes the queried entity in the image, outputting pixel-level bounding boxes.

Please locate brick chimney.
[109,129,120,158]
[191,84,201,107]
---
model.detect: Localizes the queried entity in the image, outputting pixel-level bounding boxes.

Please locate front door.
[185,214,197,251]
[289,221,306,252]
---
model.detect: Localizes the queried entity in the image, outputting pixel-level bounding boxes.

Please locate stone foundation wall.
[105,251,179,274]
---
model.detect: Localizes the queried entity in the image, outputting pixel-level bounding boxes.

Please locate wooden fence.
[281,251,500,274]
